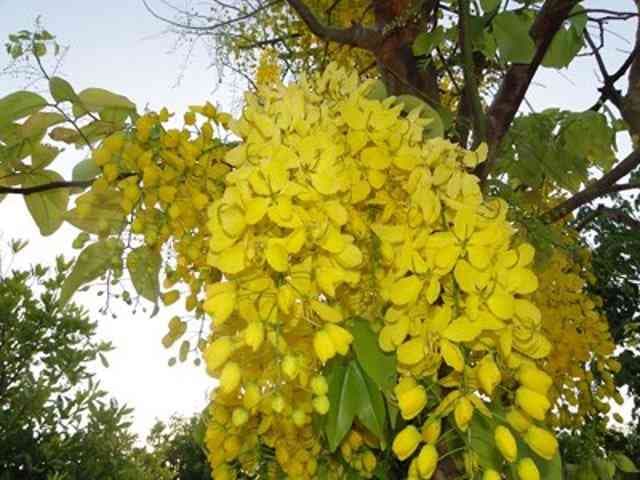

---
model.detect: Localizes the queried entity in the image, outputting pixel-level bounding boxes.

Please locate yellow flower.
[523,426,558,460]
[417,444,438,479]
[311,375,328,396]
[517,458,540,480]
[477,354,502,396]
[312,396,330,415]
[494,426,517,463]
[392,426,422,461]
[515,387,551,421]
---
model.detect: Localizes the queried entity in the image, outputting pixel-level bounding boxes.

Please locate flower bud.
[515,387,551,421]
[313,330,336,364]
[281,354,299,379]
[495,425,517,463]
[477,355,502,396]
[417,444,438,479]
[506,407,532,433]
[518,364,552,395]
[398,384,428,420]
[524,426,558,460]
[422,419,442,444]
[454,396,474,432]
[231,407,248,426]
[313,395,330,415]
[311,375,329,396]
[483,469,501,480]
[392,426,422,461]
[517,458,540,480]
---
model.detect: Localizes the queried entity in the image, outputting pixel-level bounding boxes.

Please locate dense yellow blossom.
[78,61,621,478]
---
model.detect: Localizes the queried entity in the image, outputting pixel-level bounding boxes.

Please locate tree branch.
[459,0,487,147]
[0,173,136,196]
[576,205,640,232]
[285,0,382,50]
[545,149,640,221]
[477,0,580,181]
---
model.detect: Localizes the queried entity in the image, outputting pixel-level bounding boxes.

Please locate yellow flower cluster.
[198,63,559,479]
[533,249,621,427]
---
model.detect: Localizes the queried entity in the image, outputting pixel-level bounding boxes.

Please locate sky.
[0,0,637,438]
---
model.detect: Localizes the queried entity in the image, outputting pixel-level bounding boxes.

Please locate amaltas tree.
[1,1,640,478]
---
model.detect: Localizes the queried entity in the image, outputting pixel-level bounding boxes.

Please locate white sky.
[0,0,636,437]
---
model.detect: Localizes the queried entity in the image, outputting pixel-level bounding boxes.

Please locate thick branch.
[285,0,382,50]
[545,150,640,221]
[0,173,136,196]
[478,0,580,181]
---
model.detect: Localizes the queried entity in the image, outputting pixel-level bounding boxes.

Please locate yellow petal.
[442,317,482,342]
[311,300,343,323]
[487,292,515,319]
[397,337,425,365]
[265,240,289,272]
[361,146,391,170]
[389,275,423,306]
[440,339,464,372]
[203,282,237,326]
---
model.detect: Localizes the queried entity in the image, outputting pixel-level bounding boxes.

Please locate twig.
[0,173,137,196]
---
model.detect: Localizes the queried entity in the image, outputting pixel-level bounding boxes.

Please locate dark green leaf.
[59,238,123,305]
[347,361,387,445]
[126,246,162,303]
[325,360,359,452]
[0,91,48,129]
[350,318,396,391]
[22,170,69,236]
[542,5,586,68]
[492,11,535,63]
[98,353,110,368]
[412,27,445,56]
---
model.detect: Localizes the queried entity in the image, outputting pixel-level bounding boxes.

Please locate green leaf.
[325,360,359,452]
[469,414,502,471]
[347,361,387,446]
[542,5,586,68]
[98,353,110,368]
[480,0,500,12]
[59,238,122,305]
[30,143,60,169]
[20,112,65,138]
[365,80,388,101]
[49,77,78,103]
[412,27,445,56]
[612,452,638,473]
[72,157,101,182]
[126,246,161,303]
[65,189,126,235]
[350,318,396,391]
[22,170,69,236]
[492,11,535,63]
[0,91,48,129]
[395,95,444,139]
[73,88,135,117]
